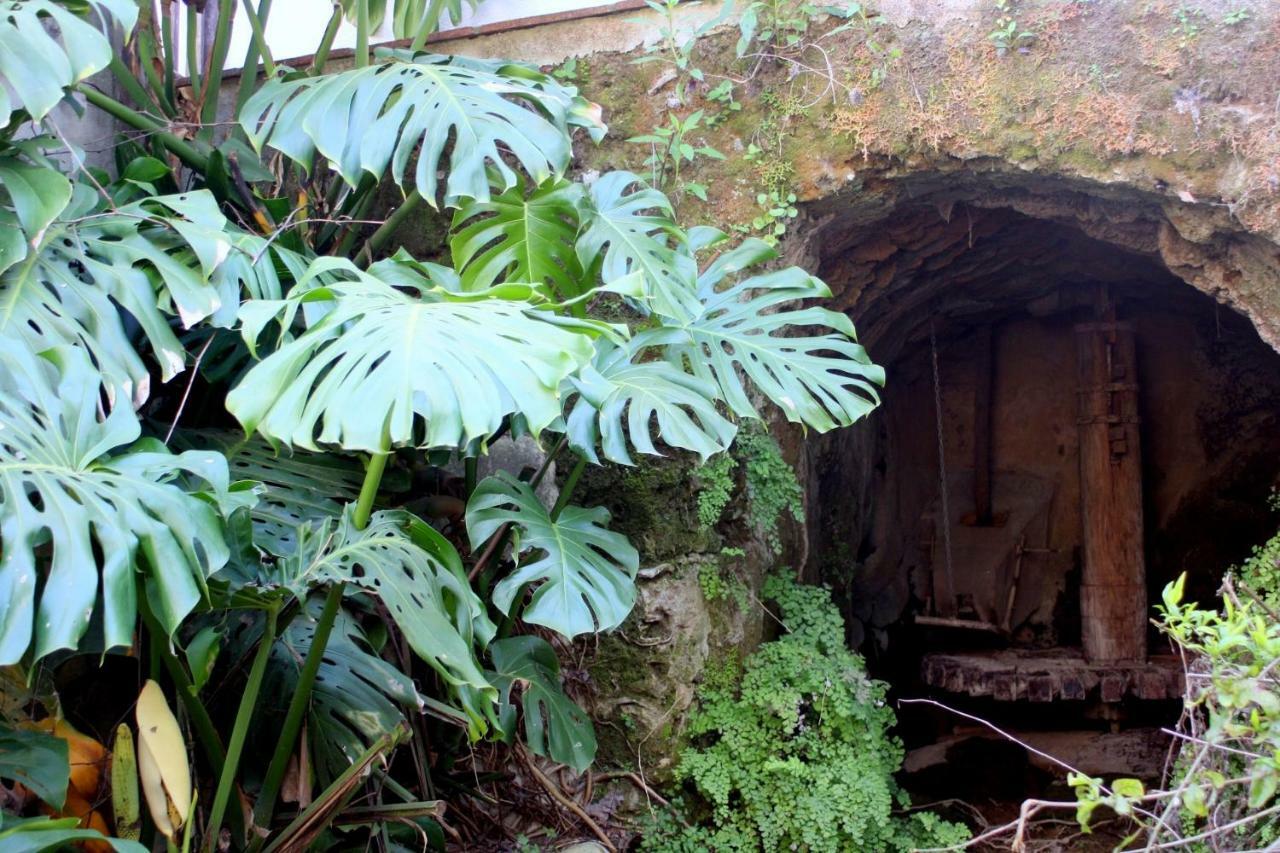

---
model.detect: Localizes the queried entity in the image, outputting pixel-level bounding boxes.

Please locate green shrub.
[643,576,969,852]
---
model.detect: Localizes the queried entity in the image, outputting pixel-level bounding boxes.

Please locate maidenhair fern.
[644,576,969,852]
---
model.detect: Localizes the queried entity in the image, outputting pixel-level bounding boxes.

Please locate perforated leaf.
[226,258,597,452]
[262,598,421,780]
[636,239,884,432]
[0,344,240,665]
[467,472,638,638]
[451,178,586,299]
[272,508,496,724]
[576,171,698,321]
[172,431,366,557]
[567,338,736,465]
[0,186,234,407]
[490,635,596,772]
[240,51,603,207]
[0,0,137,129]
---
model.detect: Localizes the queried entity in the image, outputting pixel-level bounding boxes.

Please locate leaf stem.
[355,0,370,68]
[354,447,390,530]
[550,456,587,521]
[357,190,423,267]
[253,583,345,831]
[78,88,209,172]
[206,606,278,850]
[198,0,238,136]
[235,0,276,114]
[310,5,344,75]
[407,0,445,52]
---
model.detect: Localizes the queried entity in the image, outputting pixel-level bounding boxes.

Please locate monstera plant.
[0,0,883,848]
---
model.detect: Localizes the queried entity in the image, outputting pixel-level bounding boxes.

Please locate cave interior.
[804,173,1280,792]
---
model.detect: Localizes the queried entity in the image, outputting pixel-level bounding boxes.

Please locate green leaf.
[0,0,138,129]
[276,508,496,726]
[185,626,221,693]
[263,597,423,781]
[576,171,700,322]
[636,238,884,432]
[0,814,146,853]
[0,157,72,257]
[227,258,596,452]
[567,338,736,465]
[1111,778,1144,799]
[467,472,639,638]
[451,178,587,300]
[0,724,69,809]
[0,344,240,665]
[172,430,366,556]
[0,186,235,407]
[1249,771,1278,809]
[240,51,603,208]
[490,636,596,772]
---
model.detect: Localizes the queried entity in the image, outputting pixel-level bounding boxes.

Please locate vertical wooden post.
[1075,320,1147,663]
[972,324,995,526]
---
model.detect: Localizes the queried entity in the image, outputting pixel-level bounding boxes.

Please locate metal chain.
[930,316,956,614]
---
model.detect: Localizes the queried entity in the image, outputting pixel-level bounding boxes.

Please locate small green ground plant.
[643,575,969,852]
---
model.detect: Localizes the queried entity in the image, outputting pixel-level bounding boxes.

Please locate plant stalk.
[79,88,210,173]
[206,606,278,850]
[357,190,423,267]
[253,583,345,831]
[550,456,587,521]
[309,5,344,75]
[235,0,275,113]
[407,0,446,52]
[354,442,390,530]
[198,0,238,136]
[355,0,371,68]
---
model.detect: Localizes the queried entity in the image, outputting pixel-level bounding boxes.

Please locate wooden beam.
[1075,319,1147,663]
[972,324,995,526]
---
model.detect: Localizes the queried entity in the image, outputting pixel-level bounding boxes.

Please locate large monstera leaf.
[637,238,885,432]
[567,338,735,466]
[269,508,496,725]
[0,0,137,130]
[0,344,240,665]
[576,171,698,321]
[451,178,586,300]
[490,636,596,772]
[467,473,638,638]
[240,51,603,207]
[262,598,422,781]
[0,183,236,407]
[227,258,598,452]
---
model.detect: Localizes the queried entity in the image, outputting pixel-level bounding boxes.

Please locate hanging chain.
[930,316,956,614]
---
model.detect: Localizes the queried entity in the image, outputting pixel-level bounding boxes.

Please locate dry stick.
[900,697,1178,840]
[590,771,673,810]
[164,334,216,444]
[521,751,616,852]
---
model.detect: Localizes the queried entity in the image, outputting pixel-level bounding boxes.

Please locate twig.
[164,334,215,444]
[521,750,617,852]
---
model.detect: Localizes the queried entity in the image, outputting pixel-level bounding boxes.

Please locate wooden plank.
[1075,318,1148,663]
[973,323,995,526]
